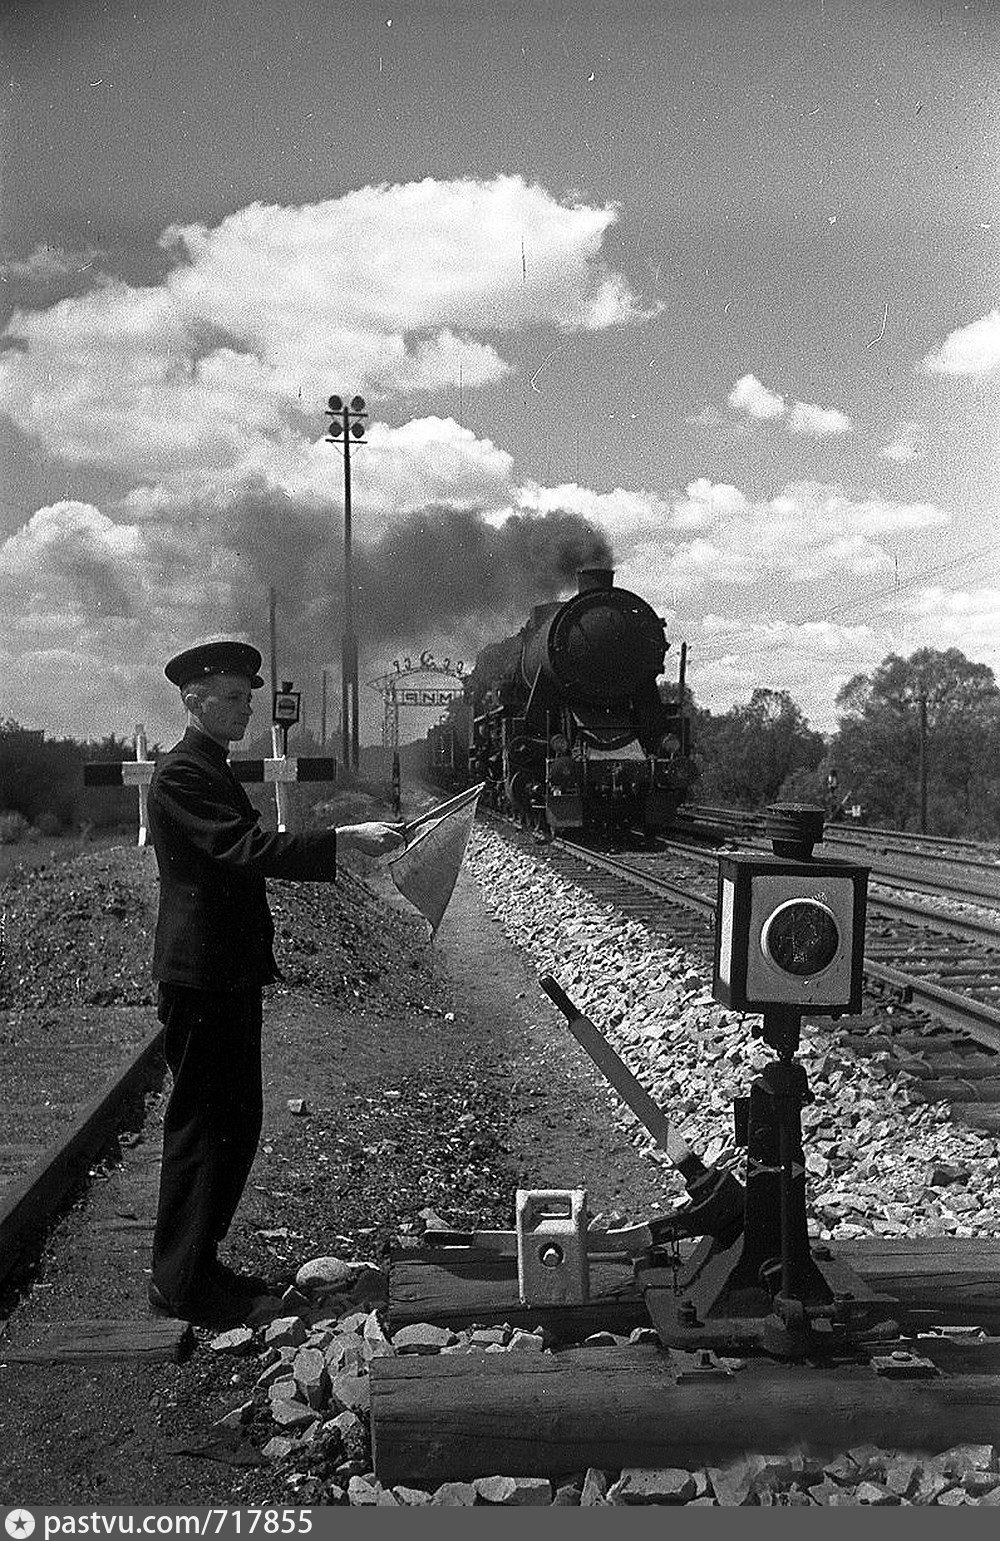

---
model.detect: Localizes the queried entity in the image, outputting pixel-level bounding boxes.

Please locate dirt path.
[432,866,672,1217]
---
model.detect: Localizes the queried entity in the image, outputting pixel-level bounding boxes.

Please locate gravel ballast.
[465,825,1000,1242]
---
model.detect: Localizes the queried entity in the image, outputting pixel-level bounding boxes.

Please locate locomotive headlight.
[760,899,840,978]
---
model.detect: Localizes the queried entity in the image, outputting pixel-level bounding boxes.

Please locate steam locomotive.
[426,567,698,840]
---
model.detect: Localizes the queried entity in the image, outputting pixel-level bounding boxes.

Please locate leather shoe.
[147,1277,250,1328]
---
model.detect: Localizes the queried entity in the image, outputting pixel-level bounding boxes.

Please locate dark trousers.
[151,983,263,1304]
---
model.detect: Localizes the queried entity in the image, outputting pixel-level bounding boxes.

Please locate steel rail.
[552,837,1000,1058]
[684,804,1000,861]
[861,961,1000,1055]
[553,839,715,919]
[824,824,1000,861]
[665,820,1000,909]
[861,866,1000,909]
[651,831,1000,950]
[681,805,1000,872]
[866,887,1000,949]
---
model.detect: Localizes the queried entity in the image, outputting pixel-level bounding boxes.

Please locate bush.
[0,811,32,845]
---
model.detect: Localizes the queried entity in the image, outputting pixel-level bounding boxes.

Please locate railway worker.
[145,639,404,1326]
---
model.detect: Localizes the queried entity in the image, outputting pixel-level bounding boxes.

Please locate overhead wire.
[687,533,1000,667]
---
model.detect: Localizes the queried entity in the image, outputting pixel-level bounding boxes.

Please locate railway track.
[0,1026,163,1295]
[678,805,1000,909]
[528,831,1000,1135]
[685,802,1000,858]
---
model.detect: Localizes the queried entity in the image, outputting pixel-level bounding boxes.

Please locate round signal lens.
[761,899,840,977]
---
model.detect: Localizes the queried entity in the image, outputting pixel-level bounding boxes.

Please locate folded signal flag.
[386,783,485,935]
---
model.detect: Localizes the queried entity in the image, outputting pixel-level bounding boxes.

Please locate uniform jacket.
[148,725,338,988]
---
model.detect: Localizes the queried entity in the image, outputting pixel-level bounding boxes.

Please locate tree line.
[2,646,998,841]
[685,647,1000,839]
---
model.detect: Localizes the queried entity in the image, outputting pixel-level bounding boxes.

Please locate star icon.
[5,1513,36,1539]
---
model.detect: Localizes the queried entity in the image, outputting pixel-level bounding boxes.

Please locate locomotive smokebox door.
[713,835,868,1016]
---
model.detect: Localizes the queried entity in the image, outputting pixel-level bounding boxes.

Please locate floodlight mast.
[324,393,368,771]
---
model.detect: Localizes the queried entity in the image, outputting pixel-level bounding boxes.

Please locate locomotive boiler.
[464,567,697,840]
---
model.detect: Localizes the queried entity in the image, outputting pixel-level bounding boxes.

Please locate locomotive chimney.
[577,567,615,593]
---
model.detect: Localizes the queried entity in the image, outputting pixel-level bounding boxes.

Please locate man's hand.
[336,821,407,857]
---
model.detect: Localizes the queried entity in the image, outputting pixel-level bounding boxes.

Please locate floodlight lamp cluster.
[325,393,368,440]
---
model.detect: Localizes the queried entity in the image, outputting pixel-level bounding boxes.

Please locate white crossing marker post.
[84,728,337,845]
[130,725,152,846]
[269,723,291,833]
[84,724,154,848]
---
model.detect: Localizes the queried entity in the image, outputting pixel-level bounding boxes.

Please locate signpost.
[272,680,301,755]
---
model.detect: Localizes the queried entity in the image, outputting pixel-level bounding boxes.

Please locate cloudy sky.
[1,0,997,748]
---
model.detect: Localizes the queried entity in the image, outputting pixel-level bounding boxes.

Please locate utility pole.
[268,587,278,703]
[918,691,928,834]
[678,641,688,756]
[321,669,328,749]
[324,394,368,772]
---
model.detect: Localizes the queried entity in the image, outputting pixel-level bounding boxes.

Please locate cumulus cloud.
[323,417,516,532]
[0,177,651,482]
[899,585,1000,666]
[687,614,884,731]
[0,500,241,632]
[515,477,949,600]
[879,421,926,463]
[921,309,1000,376]
[0,243,103,286]
[728,373,785,420]
[629,586,998,735]
[786,401,852,436]
[641,480,950,591]
[515,479,674,541]
[727,373,852,436]
[2,501,148,621]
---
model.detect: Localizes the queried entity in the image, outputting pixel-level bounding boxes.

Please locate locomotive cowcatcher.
[467,567,697,841]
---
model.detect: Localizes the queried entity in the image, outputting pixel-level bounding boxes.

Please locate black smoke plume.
[199,490,611,678]
[351,505,613,638]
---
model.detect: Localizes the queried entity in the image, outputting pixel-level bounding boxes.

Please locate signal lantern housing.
[713,848,868,1016]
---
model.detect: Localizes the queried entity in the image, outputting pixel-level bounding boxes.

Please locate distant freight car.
[428,567,698,841]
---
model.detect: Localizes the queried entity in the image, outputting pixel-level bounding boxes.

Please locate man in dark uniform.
[146,639,403,1325]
